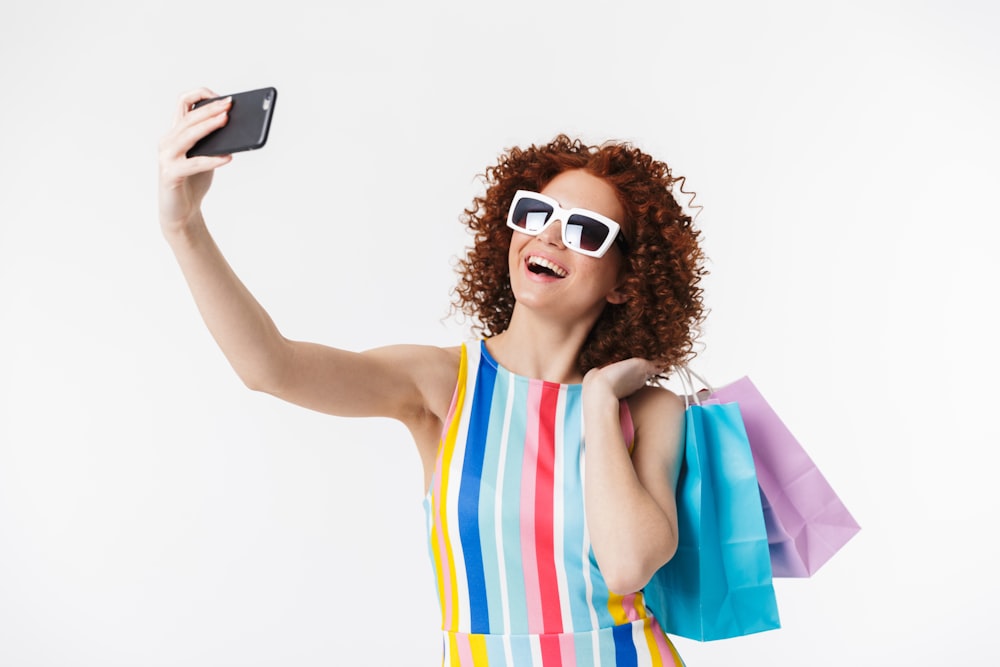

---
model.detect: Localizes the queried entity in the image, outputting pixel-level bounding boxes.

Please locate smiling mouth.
[527,255,567,278]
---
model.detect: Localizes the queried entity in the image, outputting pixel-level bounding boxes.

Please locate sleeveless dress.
[424,341,685,667]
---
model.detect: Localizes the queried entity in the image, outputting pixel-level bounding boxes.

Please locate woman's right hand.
[153,89,458,477]
[157,88,234,235]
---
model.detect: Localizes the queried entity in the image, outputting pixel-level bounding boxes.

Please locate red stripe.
[535,382,564,634]
[540,632,563,666]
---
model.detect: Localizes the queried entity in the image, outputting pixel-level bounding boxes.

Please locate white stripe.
[502,633,514,667]
[493,375,516,634]
[529,634,544,666]
[633,619,654,664]
[443,632,453,666]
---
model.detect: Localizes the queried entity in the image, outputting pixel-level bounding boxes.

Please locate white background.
[2,1,998,665]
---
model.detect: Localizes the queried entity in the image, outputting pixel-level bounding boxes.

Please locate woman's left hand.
[582,357,660,401]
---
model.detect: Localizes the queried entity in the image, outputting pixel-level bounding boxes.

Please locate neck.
[485,307,599,384]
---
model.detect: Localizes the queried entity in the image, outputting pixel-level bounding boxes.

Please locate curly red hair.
[452,134,707,373]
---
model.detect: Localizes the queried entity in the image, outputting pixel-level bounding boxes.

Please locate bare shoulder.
[628,384,686,497]
[628,383,686,432]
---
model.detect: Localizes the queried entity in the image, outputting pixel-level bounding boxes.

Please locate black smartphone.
[186,87,277,158]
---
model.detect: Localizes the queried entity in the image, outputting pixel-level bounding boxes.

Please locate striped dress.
[424,341,685,666]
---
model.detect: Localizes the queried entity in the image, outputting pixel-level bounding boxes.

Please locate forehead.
[539,170,625,224]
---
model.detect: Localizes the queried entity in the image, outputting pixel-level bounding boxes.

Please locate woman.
[159,88,706,666]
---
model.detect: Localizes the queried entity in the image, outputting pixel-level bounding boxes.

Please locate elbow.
[235,363,284,395]
[601,559,662,597]
[602,569,648,597]
[601,540,679,596]
[239,366,286,395]
[240,374,270,393]
[232,339,295,394]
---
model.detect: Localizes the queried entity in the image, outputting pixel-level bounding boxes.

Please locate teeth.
[527,255,567,278]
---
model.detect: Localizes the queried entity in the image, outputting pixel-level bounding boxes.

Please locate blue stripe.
[485,632,510,666]
[573,630,595,665]
[509,634,534,666]
[597,615,618,665]
[613,622,639,667]
[501,373,530,634]
[479,366,510,633]
[588,557,617,629]
[561,385,594,633]
[457,356,495,633]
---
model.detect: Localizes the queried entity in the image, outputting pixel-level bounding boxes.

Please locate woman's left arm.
[582,359,685,595]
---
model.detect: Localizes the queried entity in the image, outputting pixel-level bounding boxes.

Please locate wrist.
[582,380,620,417]
[161,210,208,246]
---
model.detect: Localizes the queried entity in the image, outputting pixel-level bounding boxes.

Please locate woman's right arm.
[157,89,456,430]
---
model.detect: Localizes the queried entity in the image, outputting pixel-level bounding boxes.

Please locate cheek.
[583,251,621,276]
[592,257,628,293]
[508,233,527,263]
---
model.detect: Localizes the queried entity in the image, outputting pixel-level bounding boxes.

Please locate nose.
[536,217,564,247]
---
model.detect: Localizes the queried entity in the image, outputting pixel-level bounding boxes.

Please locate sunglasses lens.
[566,215,612,252]
[511,197,554,232]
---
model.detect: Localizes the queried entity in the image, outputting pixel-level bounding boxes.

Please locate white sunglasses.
[506,190,627,258]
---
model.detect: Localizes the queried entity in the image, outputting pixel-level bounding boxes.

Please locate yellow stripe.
[469,633,490,665]
[606,590,630,625]
[448,631,462,666]
[642,618,665,667]
[429,507,445,628]
[434,343,468,631]
[631,592,650,620]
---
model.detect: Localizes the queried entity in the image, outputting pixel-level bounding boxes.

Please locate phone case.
[186,87,277,157]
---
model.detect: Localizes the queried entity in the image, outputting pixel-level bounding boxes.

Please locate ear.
[605,280,628,305]
[605,260,630,304]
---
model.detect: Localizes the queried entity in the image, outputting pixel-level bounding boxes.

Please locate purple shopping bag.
[694,373,860,577]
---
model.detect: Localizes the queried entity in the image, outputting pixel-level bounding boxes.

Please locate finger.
[179,95,232,129]
[173,87,222,123]
[626,357,657,375]
[625,358,659,384]
[161,154,233,185]
[161,108,230,160]
[165,96,230,152]
[181,106,230,147]
[182,154,233,173]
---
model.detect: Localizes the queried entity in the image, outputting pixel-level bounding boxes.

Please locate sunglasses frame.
[506,190,626,258]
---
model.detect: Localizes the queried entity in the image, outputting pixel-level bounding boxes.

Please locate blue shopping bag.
[643,371,781,641]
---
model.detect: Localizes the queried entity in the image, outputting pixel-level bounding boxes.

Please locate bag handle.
[675,366,718,407]
[676,366,698,408]
[684,366,716,395]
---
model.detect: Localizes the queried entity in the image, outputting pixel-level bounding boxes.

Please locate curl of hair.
[452,134,707,373]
